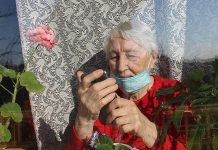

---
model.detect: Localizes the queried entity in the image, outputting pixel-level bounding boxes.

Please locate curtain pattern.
[16,0,146,148]
[15,0,218,148]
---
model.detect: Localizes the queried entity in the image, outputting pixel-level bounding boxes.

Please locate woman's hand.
[107,97,158,148]
[75,69,118,140]
[76,69,118,124]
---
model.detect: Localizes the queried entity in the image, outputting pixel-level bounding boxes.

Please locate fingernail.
[81,74,85,80]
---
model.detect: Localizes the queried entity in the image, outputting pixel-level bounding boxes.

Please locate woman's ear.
[150,50,158,69]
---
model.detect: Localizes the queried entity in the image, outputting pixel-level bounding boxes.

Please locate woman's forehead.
[109,37,147,53]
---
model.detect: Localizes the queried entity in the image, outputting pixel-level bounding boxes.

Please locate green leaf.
[187,117,205,150]
[0,74,3,83]
[198,91,212,97]
[156,86,182,96]
[0,74,2,83]
[159,116,174,144]
[0,102,23,123]
[191,98,209,106]
[20,71,45,92]
[163,92,191,108]
[0,124,11,142]
[0,65,17,79]
[198,84,213,92]
[211,88,218,96]
[95,134,113,146]
[96,144,113,150]
[173,105,185,132]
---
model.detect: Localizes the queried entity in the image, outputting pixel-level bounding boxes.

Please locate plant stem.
[5,118,10,128]
[12,73,20,103]
[9,78,15,85]
[24,44,40,71]
[0,84,13,96]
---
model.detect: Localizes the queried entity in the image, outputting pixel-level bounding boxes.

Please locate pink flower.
[27,25,56,49]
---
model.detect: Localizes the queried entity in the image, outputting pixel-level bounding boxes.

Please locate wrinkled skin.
[75,36,158,148]
[76,69,118,122]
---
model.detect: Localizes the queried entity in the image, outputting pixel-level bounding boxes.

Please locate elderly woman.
[68,21,186,149]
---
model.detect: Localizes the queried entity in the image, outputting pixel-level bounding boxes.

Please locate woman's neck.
[127,76,154,101]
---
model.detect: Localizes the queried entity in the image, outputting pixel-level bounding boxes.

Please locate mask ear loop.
[146,55,152,69]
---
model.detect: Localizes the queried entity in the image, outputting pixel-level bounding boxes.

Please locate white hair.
[104,21,158,56]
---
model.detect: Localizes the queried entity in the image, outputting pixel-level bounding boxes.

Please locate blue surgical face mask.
[110,57,152,94]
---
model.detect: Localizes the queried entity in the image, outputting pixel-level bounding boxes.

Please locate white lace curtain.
[15,0,218,149]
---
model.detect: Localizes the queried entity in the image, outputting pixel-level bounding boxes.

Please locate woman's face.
[108,37,156,78]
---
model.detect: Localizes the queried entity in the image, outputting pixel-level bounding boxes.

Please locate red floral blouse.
[67,75,189,150]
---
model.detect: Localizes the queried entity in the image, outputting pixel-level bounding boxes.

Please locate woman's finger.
[76,70,85,82]
[95,82,118,100]
[120,123,135,134]
[98,93,117,108]
[80,69,104,89]
[107,106,129,124]
[107,98,129,113]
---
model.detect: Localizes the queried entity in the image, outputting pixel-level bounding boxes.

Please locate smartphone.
[92,70,108,84]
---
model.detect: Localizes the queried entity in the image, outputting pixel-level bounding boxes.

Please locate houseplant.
[155,59,218,150]
[0,25,56,148]
[78,59,218,150]
[88,131,135,150]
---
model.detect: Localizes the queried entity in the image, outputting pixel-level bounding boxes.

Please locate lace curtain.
[15,0,218,149]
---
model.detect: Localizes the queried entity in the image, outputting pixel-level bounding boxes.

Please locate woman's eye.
[127,54,137,59]
[128,55,135,57]
[127,54,139,61]
[110,56,118,59]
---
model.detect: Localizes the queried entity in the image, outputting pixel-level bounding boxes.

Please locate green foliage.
[159,116,174,144]
[96,144,113,150]
[156,59,218,150]
[0,124,11,142]
[189,70,204,82]
[158,106,185,144]
[155,86,182,96]
[94,135,131,150]
[0,61,45,143]
[0,75,2,83]
[173,105,185,132]
[163,92,191,108]
[20,71,45,92]
[186,116,205,150]
[191,98,208,105]
[0,103,23,123]
[95,134,113,148]
[0,65,17,79]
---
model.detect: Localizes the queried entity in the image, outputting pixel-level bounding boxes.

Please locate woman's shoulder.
[152,75,185,90]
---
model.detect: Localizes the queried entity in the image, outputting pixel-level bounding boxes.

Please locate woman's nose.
[117,56,128,73]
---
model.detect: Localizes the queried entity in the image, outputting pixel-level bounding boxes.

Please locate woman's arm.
[139,116,158,148]
[67,69,118,149]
